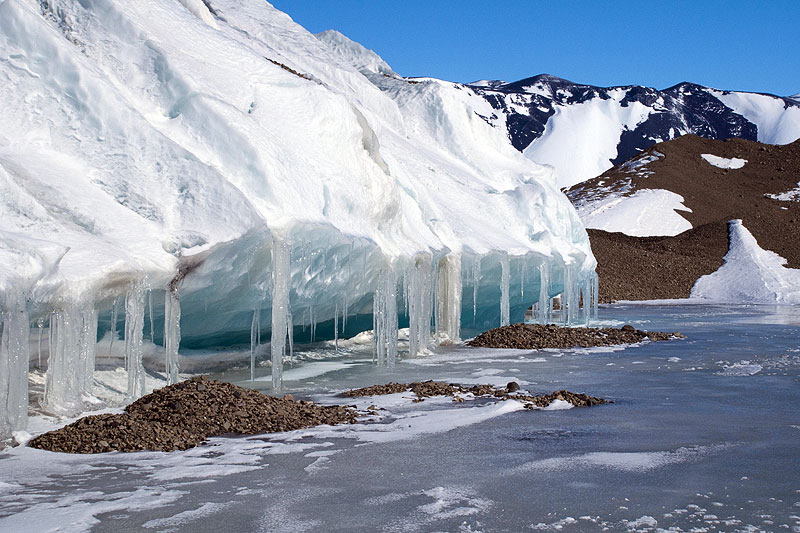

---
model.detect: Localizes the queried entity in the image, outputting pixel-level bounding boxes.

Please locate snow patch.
[578,189,692,237]
[766,182,800,202]
[701,153,747,169]
[692,220,800,304]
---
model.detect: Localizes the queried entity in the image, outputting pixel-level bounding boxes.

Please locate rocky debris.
[587,223,729,302]
[466,323,683,350]
[467,324,683,350]
[344,380,610,409]
[29,376,357,454]
[343,381,462,400]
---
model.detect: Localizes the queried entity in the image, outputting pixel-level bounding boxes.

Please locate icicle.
[250,308,260,381]
[342,296,348,332]
[371,298,377,364]
[407,253,434,357]
[334,303,339,352]
[402,271,409,318]
[310,305,316,344]
[0,290,30,435]
[164,289,181,385]
[563,266,572,325]
[108,296,119,362]
[270,236,291,390]
[147,290,155,342]
[537,263,549,324]
[36,317,44,369]
[43,301,98,415]
[287,309,294,366]
[78,308,98,397]
[592,271,599,320]
[432,264,439,346]
[583,279,592,327]
[562,265,581,326]
[125,282,146,402]
[373,266,398,365]
[473,256,481,325]
[500,254,510,327]
[521,260,526,299]
[436,253,462,343]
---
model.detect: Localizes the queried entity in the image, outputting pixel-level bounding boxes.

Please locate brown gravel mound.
[29,376,357,454]
[466,323,683,349]
[588,223,729,302]
[345,380,609,408]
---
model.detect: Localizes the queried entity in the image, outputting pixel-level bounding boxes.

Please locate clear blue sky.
[269,0,800,96]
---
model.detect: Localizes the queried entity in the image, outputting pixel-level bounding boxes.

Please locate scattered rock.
[344,380,611,408]
[29,377,358,454]
[466,323,683,350]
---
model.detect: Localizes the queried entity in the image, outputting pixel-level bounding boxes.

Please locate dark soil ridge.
[567,135,800,301]
[29,376,358,454]
[344,380,610,408]
[466,323,683,350]
[588,223,729,302]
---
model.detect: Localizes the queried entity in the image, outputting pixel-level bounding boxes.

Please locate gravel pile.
[29,376,357,454]
[467,323,683,349]
[344,380,610,408]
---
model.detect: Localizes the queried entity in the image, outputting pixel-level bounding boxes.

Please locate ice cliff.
[0,0,596,436]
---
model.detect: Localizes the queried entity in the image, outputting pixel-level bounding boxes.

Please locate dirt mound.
[29,376,357,454]
[588,223,729,302]
[466,323,682,350]
[344,380,610,408]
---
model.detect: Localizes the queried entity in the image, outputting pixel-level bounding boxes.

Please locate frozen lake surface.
[2,304,800,532]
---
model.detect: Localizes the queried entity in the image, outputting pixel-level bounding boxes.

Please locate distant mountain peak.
[467,75,800,187]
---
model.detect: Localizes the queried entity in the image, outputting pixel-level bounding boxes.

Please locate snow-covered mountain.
[469,75,800,188]
[0,0,596,429]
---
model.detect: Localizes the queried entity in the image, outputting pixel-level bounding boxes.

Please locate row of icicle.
[1,237,597,439]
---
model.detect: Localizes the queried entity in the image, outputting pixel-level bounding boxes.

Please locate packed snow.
[523,91,653,188]
[701,153,748,169]
[0,0,597,436]
[576,189,693,237]
[692,220,800,304]
[765,182,800,202]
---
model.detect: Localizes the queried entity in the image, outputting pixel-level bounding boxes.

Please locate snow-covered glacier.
[0,0,596,436]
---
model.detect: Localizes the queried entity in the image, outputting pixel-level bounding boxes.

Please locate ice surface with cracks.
[0,0,596,428]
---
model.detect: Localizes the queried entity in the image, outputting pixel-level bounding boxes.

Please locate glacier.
[0,0,596,438]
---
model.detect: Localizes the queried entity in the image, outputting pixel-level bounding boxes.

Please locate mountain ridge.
[468,75,800,187]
